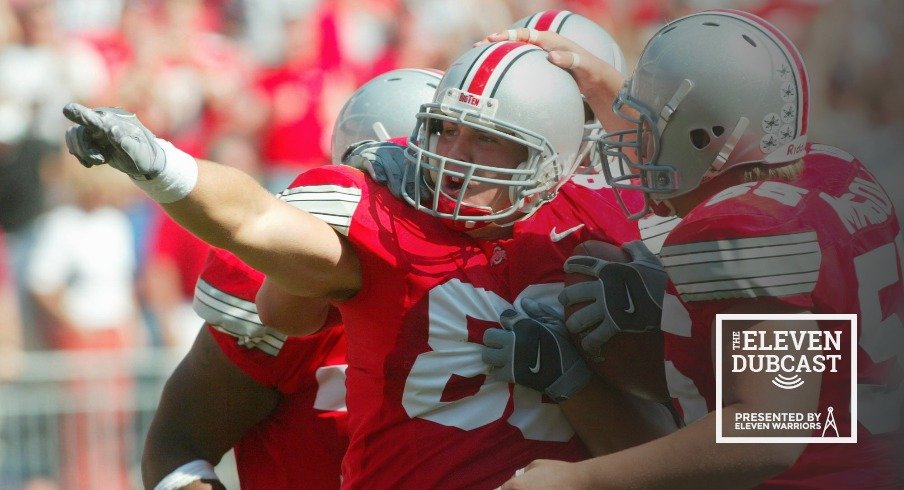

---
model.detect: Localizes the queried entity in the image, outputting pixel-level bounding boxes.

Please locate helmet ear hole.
[690,128,711,149]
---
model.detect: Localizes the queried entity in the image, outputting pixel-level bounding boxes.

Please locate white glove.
[63,103,197,203]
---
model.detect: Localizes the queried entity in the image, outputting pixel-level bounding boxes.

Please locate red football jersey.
[279,165,639,489]
[149,210,211,299]
[659,144,904,488]
[193,248,349,490]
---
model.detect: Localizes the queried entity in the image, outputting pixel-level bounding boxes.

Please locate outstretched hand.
[63,103,166,180]
[498,459,587,490]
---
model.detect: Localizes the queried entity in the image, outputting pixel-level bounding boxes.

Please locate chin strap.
[703,116,749,181]
[649,199,676,217]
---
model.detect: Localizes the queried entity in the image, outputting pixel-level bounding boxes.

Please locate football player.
[63,42,667,488]
[143,250,347,490]
[494,9,904,489]
[470,8,678,453]
[141,68,441,490]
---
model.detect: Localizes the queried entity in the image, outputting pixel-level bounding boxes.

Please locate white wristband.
[134,139,199,203]
[154,459,219,490]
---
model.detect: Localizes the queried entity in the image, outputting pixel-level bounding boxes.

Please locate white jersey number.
[665,236,904,434]
[401,279,574,441]
[854,233,904,434]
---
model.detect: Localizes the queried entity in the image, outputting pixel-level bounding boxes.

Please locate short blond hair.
[741,159,804,183]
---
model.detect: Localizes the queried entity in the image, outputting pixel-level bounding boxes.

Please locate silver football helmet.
[511,10,627,173]
[403,42,585,228]
[600,9,810,219]
[331,68,442,164]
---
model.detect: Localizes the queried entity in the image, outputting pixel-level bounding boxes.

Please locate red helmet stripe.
[532,10,564,31]
[466,42,523,96]
[712,9,809,135]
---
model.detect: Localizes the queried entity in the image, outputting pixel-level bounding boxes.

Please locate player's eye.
[476,131,499,144]
[441,122,460,138]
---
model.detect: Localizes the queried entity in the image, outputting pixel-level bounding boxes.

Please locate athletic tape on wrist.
[154,459,219,490]
[134,139,199,203]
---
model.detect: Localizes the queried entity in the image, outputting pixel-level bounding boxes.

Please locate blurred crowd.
[0,0,902,394]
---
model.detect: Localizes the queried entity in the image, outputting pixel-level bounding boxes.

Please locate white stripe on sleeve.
[277,184,362,236]
[639,215,680,255]
[193,279,286,356]
[660,231,821,302]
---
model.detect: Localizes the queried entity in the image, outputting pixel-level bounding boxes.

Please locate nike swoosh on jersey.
[623,283,635,314]
[550,224,585,242]
[529,347,542,374]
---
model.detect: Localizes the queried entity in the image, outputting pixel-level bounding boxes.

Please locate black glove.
[559,240,667,357]
[482,298,593,402]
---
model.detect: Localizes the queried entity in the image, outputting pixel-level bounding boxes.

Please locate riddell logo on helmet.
[786,142,805,156]
[458,93,481,106]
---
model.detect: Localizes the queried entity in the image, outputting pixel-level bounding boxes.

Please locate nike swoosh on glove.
[482,298,593,402]
[559,240,668,357]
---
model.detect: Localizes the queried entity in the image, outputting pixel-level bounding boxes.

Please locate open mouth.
[441,175,466,196]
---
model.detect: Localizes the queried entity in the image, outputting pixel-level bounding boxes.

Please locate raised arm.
[62,104,360,300]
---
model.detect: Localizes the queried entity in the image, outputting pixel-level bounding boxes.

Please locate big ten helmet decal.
[600,9,810,219]
[330,68,443,164]
[512,10,627,173]
[404,41,585,228]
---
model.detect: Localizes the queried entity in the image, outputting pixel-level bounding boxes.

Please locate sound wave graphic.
[772,374,805,390]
